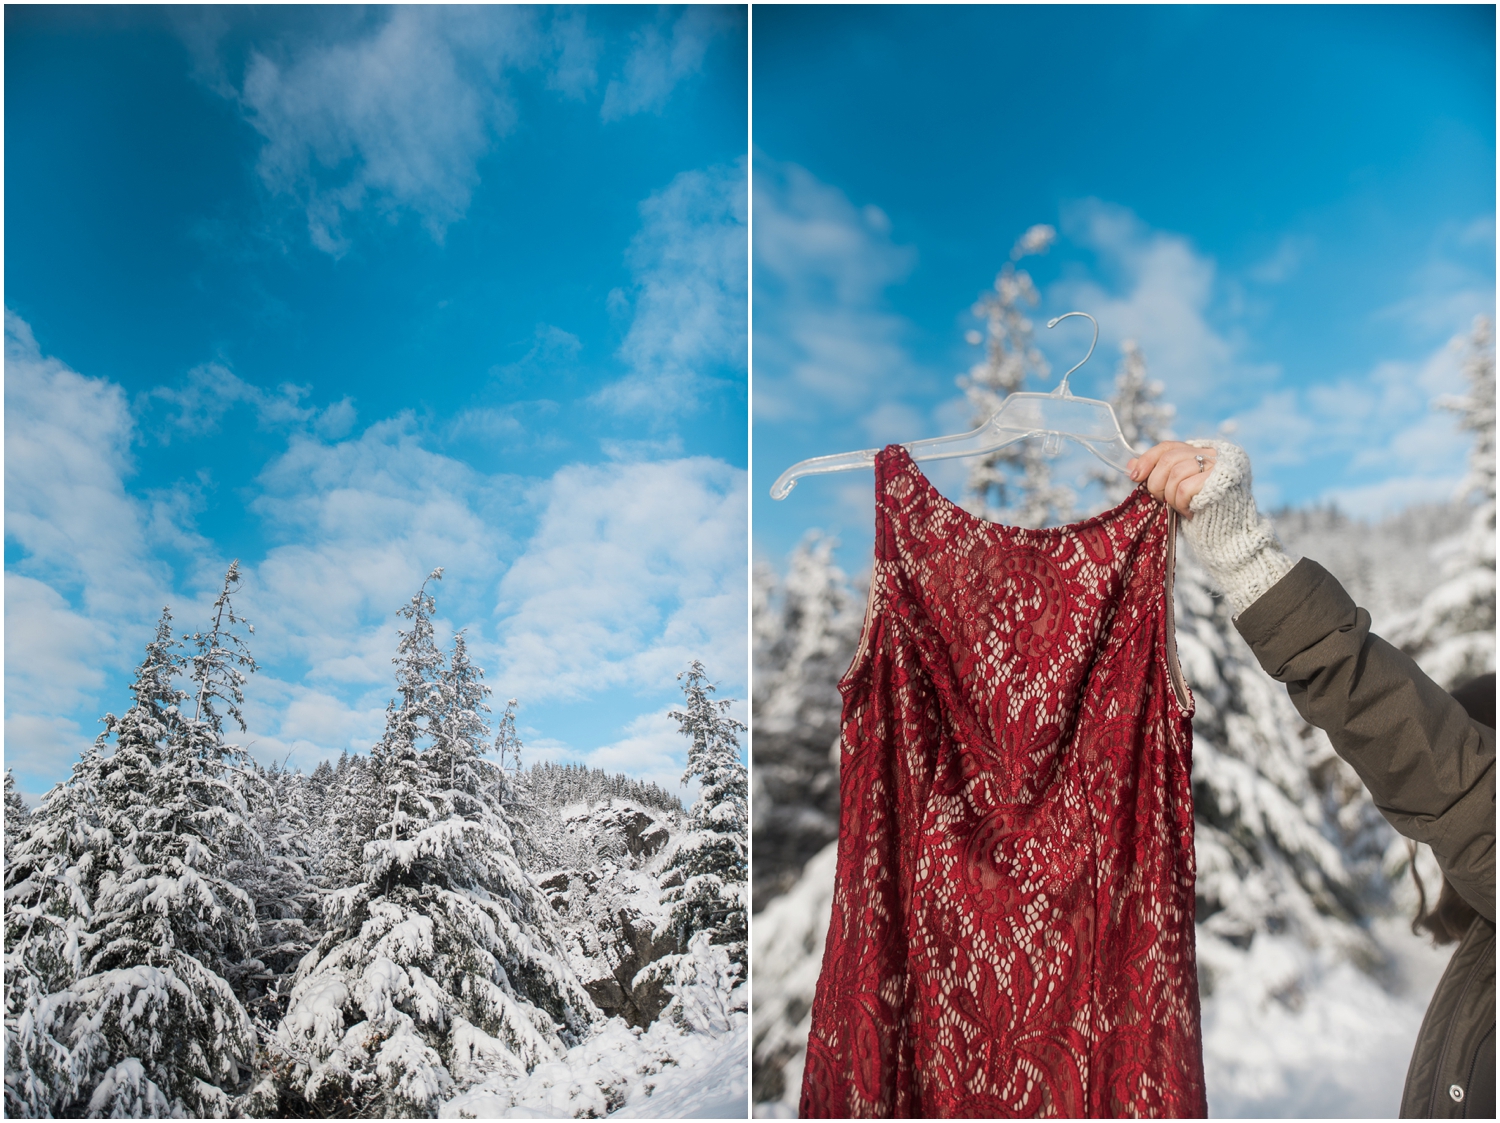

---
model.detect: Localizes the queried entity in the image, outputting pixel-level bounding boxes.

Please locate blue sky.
[753,4,1495,568]
[6,5,748,801]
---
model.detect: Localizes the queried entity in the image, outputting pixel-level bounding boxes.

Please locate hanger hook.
[1045,311,1098,396]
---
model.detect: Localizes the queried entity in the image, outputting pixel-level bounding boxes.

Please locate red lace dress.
[799,445,1206,1119]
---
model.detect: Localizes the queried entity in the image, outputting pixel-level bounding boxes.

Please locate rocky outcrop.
[539,799,687,1028]
[575,804,672,862]
[581,906,683,1027]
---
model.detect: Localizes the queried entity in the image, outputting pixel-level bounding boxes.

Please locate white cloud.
[246,418,524,686]
[147,361,353,438]
[3,714,94,791]
[1248,234,1313,285]
[5,576,109,715]
[5,307,748,796]
[494,458,748,704]
[752,160,919,424]
[4,313,197,786]
[233,7,602,254]
[1051,199,1281,421]
[591,162,748,419]
[4,312,168,620]
[1231,335,1470,511]
[239,681,389,773]
[599,7,733,122]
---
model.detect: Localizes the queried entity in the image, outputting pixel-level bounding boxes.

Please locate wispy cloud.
[6,309,745,790]
[226,8,603,254]
[590,161,748,419]
[1247,234,1313,285]
[1050,199,1281,422]
[599,7,733,122]
[1376,214,1495,339]
[547,9,603,100]
[147,361,354,439]
[1233,338,1472,514]
[1047,200,1488,511]
[752,159,918,434]
[493,456,748,704]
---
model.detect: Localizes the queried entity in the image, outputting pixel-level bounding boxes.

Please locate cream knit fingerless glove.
[1180,439,1294,618]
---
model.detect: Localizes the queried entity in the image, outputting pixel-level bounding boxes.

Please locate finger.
[1177,456,1216,508]
[1163,457,1204,515]
[1129,442,1175,482]
[1166,452,1217,514]
[1144,447,1190,503]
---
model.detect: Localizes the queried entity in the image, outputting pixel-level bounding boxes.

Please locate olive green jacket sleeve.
[1234,558,1496,922]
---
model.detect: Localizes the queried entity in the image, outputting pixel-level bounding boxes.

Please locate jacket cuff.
[1233,558,1356,682]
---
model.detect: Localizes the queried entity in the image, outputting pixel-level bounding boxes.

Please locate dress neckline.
[879,442,1158,541]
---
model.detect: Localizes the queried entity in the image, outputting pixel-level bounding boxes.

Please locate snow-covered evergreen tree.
[315,751,384,897]
[226,761,321,1029]
[656,662,748,972]
[267,572,595,1118]
[1175,551,1385,968]
[1091,338,1175,503]
[5,566,261,1118]
[520,762,683,818]
[753,533,864,740]
[959,223,1077,527]
[5,770,32,867]
[750,535,864,907]
[635,663,749,1037]
[1391,314,1496,688]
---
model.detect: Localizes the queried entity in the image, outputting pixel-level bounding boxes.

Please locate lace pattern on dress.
[800,444,1206,1119]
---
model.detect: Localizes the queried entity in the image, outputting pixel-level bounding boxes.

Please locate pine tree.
[751,535,864,907]
[268,573,595,1117]
[1091,338,1175,503]
[5,567,260,1118]
[316,751,384,895]
[960,224,1076,527]
[4,770,32,868]
[634,663,749,1035]
[1392,315,1497,688]
[660,662,748,967]
[226,761,321,1029]
[1174,554,1383,968]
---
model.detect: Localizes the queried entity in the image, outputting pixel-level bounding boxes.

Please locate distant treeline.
[521,760,684,815]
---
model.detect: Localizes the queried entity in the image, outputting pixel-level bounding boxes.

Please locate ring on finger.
[1195,454,1207,473]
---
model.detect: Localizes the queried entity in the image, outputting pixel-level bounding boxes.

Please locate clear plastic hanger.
[770,311,1140,499]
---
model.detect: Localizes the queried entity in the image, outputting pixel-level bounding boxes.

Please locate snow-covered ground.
[443,1012,748,1118]
[1201,916,1452,1117]
[611,1018,750,1118]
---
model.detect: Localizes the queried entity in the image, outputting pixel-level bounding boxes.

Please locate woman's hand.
[1127,441,1218,517]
